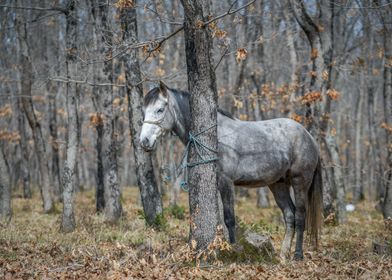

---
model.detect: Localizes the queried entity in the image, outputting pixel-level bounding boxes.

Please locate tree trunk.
[16,16,54,213]
[61,0,79,233]
[120,3,163,226]
[290,0,343,218]
[100,2,121,223]
[49,90,61,201]
[353,73,365,202]
[96,121,105,212]
[17,99,31,199]
[257,187,270,208]
[0,148,12,224]
[380,3,392,219]
[181,0,220,251]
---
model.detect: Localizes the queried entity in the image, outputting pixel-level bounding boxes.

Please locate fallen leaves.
[1,189,391,279]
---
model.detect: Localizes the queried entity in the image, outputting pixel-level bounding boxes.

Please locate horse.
[139,82,323,261]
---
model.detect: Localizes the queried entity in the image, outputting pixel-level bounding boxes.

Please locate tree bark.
[61,0,79,233]
[17,99,31,199]
[94,0,122,222]
[120,3,163,226]
[181,0,220,251]
[257,187,270,208]
[0,148,12,224]
[353,72,365,202]
[49,90,61,201]
[16,16,54,213]
[379,2,392,219]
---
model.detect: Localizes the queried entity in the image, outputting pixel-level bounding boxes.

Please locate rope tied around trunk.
[176,124,219,192]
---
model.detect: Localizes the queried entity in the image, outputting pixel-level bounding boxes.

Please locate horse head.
[140,81,176,151]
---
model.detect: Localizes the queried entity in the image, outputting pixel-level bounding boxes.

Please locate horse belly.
[232,151,290,187]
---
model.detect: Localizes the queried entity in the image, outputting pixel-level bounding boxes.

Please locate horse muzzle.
[140,137,156,152]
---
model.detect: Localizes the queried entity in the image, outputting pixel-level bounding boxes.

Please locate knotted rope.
[177,124,219,192]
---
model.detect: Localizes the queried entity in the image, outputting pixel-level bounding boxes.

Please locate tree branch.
[203,0,256,27]
[0,5,66,13]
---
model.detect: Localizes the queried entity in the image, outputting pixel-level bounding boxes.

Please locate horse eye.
[157,108,165,114]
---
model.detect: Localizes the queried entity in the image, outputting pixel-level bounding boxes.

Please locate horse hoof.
[293,254,304,261]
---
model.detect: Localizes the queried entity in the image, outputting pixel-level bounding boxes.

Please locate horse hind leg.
[291,173,313,261]
[218,174,236,243]
[269,182,295,261]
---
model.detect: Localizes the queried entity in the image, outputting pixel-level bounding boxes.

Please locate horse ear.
[159,81,168,97]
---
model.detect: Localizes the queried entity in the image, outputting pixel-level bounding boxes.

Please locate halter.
[143,105,172,131]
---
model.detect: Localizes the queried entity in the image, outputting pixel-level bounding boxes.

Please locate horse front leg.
[218,174,236,243]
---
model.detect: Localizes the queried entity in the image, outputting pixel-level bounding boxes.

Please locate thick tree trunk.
[120,3,163,226]
[0,148,12,224]
[91,0,122,222]
[16,18,54,213]
[61,0,79,233]
[181,0,220,251]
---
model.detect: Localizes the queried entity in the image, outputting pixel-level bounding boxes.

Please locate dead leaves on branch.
[0,104,12,118]
[301,91,322,105]
[236,48,248,63]
[89,113,104,127]
[381,122,392,134]
[327,89,341,100]
[114,0,134,9]
[0,130,20,142]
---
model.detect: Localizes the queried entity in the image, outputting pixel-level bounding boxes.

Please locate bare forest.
[0,0,391,278]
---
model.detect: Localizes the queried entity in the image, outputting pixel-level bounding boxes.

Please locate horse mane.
[144,86,235,120]
[144,87,160,106]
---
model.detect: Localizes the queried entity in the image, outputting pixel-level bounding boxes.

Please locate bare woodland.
[0,0,392,278]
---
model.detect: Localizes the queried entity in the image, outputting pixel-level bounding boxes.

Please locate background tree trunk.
[15,14,54,213]
[17,99,31,199]
[61,0,79,233]
[120,3,163,226]
[92,0,122,223]
[181,0,220,250]
[0,148,12,224]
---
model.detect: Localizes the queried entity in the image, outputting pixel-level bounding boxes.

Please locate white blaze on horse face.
[140,94,169,151]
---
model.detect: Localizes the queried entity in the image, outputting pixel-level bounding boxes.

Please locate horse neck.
[170,91,190,144]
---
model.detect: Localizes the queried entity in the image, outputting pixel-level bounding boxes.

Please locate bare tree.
[120,1,163,226]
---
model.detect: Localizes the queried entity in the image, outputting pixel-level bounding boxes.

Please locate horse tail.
[307,157,323,248]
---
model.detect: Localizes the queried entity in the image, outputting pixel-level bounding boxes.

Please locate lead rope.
[176,124,219,192]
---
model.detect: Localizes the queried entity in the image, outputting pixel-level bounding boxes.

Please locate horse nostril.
[141,138,149,148]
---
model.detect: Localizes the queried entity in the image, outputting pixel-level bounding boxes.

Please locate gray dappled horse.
[139,82,323,261]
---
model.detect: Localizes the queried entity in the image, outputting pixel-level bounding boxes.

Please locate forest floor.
[1,187,391,279]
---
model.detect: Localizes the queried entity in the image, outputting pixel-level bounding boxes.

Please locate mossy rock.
[219,227,276,263]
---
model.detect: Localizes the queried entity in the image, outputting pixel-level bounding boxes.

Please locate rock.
[242,230,275,260]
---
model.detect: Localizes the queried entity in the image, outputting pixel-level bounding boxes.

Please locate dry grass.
[1,187,391,279]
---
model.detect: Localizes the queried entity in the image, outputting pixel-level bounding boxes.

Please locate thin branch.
[214,47,229,70]
[203,0,256,27]
[0,5,66,13]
